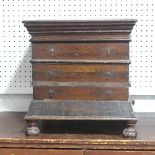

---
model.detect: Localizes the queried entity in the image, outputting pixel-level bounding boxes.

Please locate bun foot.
[25,121,40,136]
[122,127,137,138]
[122,120,137,138]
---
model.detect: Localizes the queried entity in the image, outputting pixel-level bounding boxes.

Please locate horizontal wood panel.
[32,64,128,82]
[31,59,131,64]
[23,19,137,31]
[87,150,155,155]
[33,86,128,100]
[0,149,83,155]
[25,100,135,120]
[32,43,129,60]
[31,34,130,43]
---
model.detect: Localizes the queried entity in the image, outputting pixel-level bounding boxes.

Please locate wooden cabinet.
[23,20,137,138]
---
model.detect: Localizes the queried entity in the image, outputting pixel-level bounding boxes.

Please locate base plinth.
[25,100,137,137]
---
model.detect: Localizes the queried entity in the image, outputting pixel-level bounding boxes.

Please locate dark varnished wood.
[23,20,137,137]
[24,100,136,121]
[33,86,128,101]
[22,19,137,30]
[30,34,131,43]
[32,43,129,60]
[32,64,129,82]
[22,19,137,43]
[22,20,138,43]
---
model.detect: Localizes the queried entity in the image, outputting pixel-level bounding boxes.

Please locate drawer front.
[32,43,129,60]
[87,150,155,155]
[0,149,83,155]
[32,64,129,82]
[33,86,128,101]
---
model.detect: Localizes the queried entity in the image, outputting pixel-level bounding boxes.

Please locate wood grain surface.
[32,43,129,60]
[33,86,128,100]
[32,64,129,82]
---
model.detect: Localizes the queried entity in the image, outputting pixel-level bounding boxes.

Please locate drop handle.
[105,72,112,80]
[48,47,55,56]
[106,47,113,56]
[48,89,54,98]
[105,90,113,100]
[48,71,54,79]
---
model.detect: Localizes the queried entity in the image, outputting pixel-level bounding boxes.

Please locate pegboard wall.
[0,0,155,95]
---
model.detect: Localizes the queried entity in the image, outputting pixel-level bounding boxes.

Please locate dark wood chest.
[23,20,137,137]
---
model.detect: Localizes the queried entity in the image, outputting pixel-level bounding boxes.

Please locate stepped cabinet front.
[23,20,137,138]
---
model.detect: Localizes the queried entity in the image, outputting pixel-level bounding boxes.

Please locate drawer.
[32,64,129,82]
[32,43,129,60]
[33,86,128,101]
[87,150,155,155]
[0,148,83,155]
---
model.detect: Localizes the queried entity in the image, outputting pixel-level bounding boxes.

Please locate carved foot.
[122,121,137,138]
[25,121,40,136]
[123,127,137,138]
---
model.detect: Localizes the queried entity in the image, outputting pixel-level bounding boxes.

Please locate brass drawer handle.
[48,89,54,98]
[106,47,113,56]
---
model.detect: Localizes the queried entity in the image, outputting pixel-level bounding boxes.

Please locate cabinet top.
[23,19,137,34]
[23,19,137,42]
[22,19,137,24]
